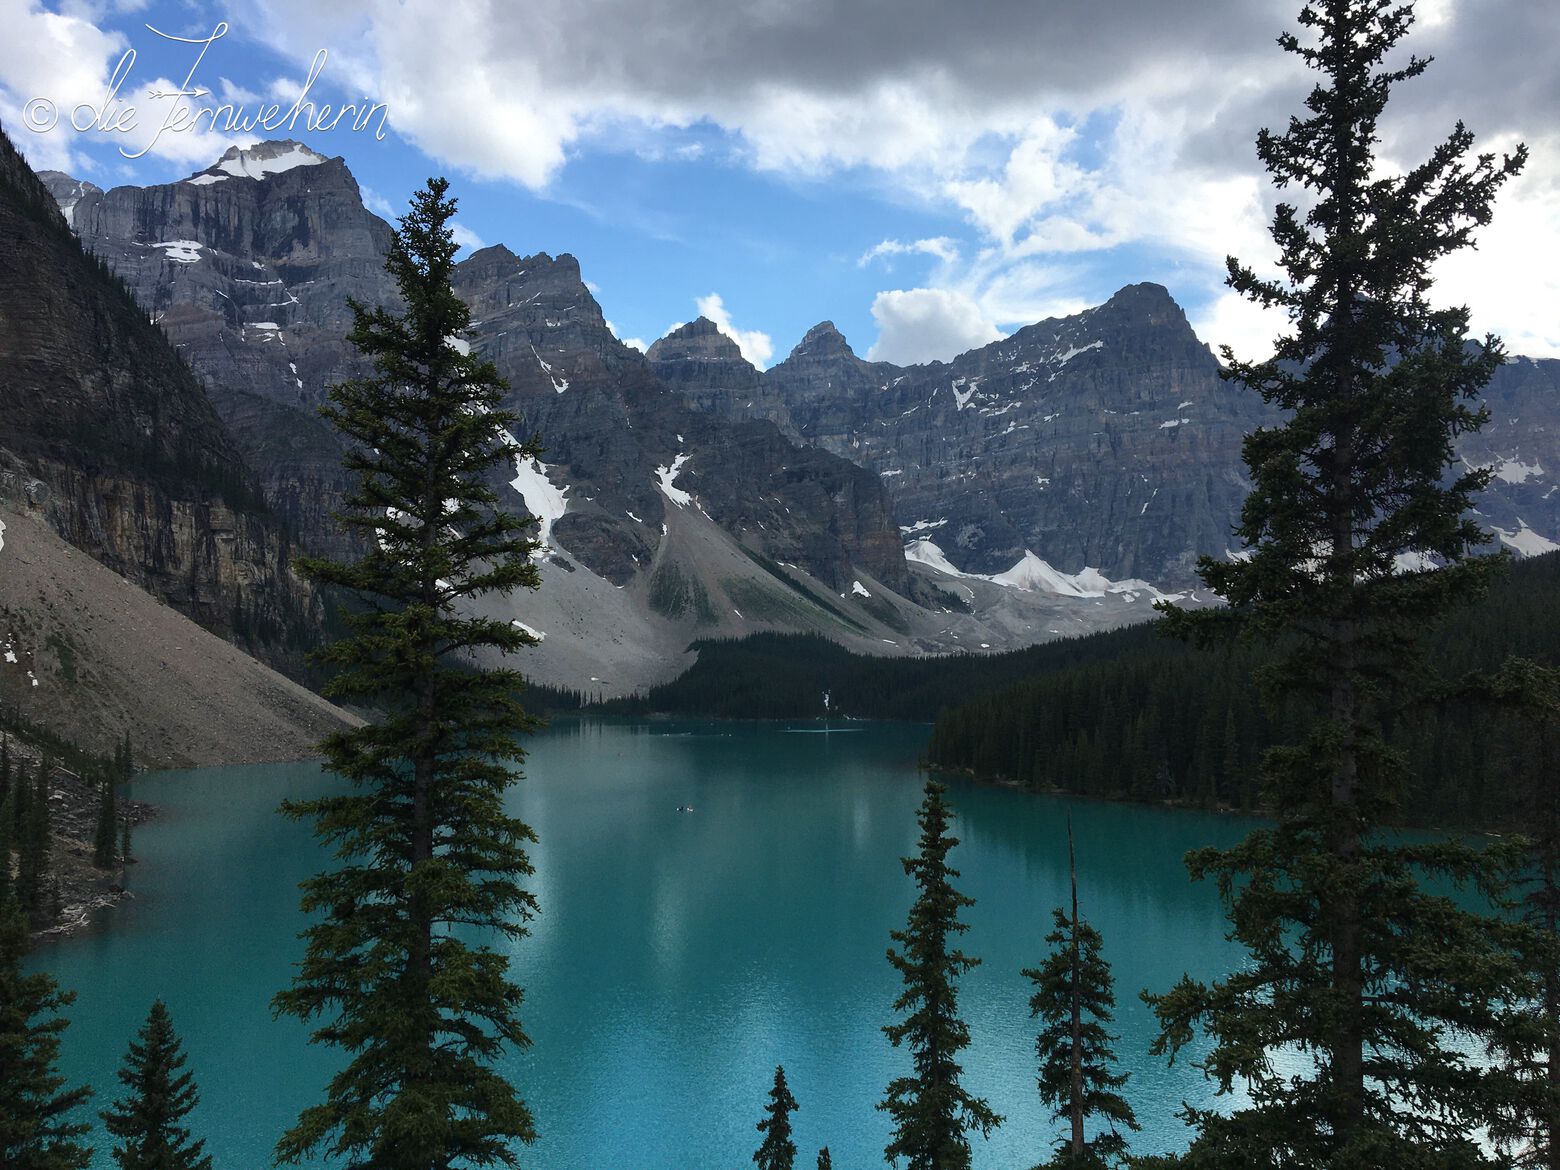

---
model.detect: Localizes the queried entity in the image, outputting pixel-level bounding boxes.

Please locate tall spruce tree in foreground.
[0,896,91,1169]
[272,177,545,1170]
[1023,820,1135,1169]
[880,777,1000,1169]
[102,999,212,1170]
[1148,2,1529,1166]
[754,1064,799,1170]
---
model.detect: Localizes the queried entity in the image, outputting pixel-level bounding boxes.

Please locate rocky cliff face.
[0,129,319,664]
[649,284,1560,586]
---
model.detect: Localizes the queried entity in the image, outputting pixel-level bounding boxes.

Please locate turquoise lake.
[30,718,1263,1168]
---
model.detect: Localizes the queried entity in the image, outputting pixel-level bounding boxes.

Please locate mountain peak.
[646,316,752,367]
[787,320,856,361]
[1100,282,1184,318]
[185,140,330,185]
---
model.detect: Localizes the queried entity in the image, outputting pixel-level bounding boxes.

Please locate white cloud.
[0,2,255,173]
[944,117,1089,247]
[695,293,773,369]
[1192,290,1285,365]
[858,236,961,267]
[866,288,1004,365]
[448,220,483,254]
[360,185,396,219]
[0,0,127,171]
[1430,140,1560,360]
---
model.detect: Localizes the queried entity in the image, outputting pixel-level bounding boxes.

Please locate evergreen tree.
[1147,2,1530,1166]
[0,896,91,1168]
[1482,657,1560,1169]
[1023,820,1136,1169]
[0,785,13,907]
[880,777,1000,1169]
[101,999,212,1170]
[17,759,50,927]
[93,769,117,869]
[272,177,544,1170]
[817,1147,832,1170]
[754,1064,798,1170]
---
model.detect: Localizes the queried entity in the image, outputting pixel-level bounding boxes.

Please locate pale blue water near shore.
[31,718,1261,1169]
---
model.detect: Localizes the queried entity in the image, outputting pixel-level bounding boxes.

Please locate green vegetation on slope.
[927,552,1560,828]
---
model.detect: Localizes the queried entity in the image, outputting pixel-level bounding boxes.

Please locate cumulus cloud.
[866,288,1004,366]
[695,293,773,369]
[241,0,1299,188]
[0,0,127,171]
[0,1,264,172]
[1191,290,1285,365]
[448,220,483,254]
[359,185,396,219]
[858,237,961,268]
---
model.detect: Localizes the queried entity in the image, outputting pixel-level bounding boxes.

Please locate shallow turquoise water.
[31,718,1261,1168]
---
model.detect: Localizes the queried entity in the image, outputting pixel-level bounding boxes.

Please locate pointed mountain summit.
[787,320,856,361]
[645,316,763,419]
[646,316,750,365]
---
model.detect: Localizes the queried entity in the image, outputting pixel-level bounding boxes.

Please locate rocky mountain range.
[31,136,1557,692]
[43,140,1148,692]
[651,291,1560,585]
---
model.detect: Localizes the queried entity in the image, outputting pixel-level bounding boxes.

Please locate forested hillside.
[602,627,1173,720]
[927,552,1560,827]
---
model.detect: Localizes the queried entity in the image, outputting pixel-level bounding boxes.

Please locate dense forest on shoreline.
[928,551,1560,827]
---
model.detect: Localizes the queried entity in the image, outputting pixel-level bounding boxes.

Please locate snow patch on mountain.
[205,141,327,181]
[656,453,693,507]
[530,344,569,393]
[147,240,203,264]
[511,619,546,642]
[1492,458,1546,485]
[508,452,569,550]
[1393,550,1437,573]
[1493,522,1560,557]
[905,538,1169,600]
[1056,340,1103,365]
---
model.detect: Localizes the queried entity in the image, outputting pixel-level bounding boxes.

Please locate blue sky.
[5,0,1557,367]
